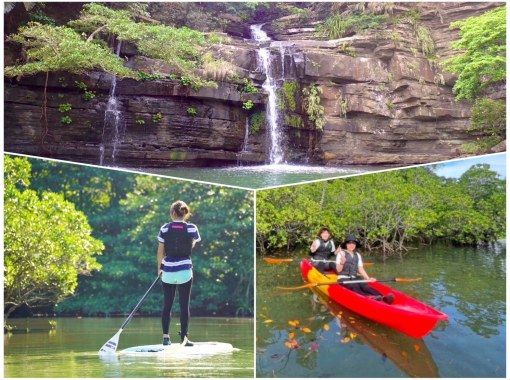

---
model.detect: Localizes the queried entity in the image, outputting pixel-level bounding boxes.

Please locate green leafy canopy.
[5,22,136,78]
[4,156,104,319]
[443,6,506,100]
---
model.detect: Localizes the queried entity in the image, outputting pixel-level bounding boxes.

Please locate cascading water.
[241,117,250,153]
[99,41,124,166]
[250,24,285,165]
[237,117,251,165]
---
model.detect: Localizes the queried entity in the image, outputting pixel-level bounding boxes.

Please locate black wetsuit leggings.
[162,278,193,337]
[342,279,382,297]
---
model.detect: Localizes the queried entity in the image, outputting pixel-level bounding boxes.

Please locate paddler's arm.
[190,224,201,248]
[310,239,319,253]
[335,249,345,273]
[157,242,164,276]
[358,263,375,281]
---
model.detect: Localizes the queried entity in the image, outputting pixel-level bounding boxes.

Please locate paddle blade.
[394,277,422,283]
[277,283,316,290]
[277,281,338,291]
[263,257,293,264]
[99,330,121,356]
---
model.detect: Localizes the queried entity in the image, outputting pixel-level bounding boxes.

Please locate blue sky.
[432,153,506,179]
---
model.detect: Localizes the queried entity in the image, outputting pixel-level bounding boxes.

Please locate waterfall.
[241,117,250,153]
[99,41,124,166]
[251,24,285,165]
[237,117,251,166]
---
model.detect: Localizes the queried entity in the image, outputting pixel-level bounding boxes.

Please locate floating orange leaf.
[301,327,312,333]
[323,324,330,331]
[284,338,299,349]
[340,337,351,343]
[288,332,295,339]
[413,344,421,352]
[288,319,300,327]
[349,332,357,339]
[263,319,273,324]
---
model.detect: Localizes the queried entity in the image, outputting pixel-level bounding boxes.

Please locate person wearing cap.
[309,227,337,273]
[335,235,394,304]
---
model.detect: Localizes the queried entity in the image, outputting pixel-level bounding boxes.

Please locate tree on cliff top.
[443,6,506,101]
[69,3,214,87]
[4,156,104,320]
[4,22,136,78]
[5,3,222,89]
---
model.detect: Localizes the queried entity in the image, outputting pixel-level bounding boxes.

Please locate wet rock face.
[271,2,504,166]
[3,2,505,167]
[4,71,270,167]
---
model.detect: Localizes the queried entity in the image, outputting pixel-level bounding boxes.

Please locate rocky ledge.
[3,2,505,167]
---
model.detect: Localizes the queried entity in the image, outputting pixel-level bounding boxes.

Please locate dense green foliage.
[21,157,254,317]
[302,85,326,130]
[316,12,387,39]
[242,100,255,110]
[250,111,265,135]
[240,78,258,94]
[4,156,103,319]
[257,165,505,258]
[279,81,299,112]
[462,98,506,153]
[443,6,506,100]
[4,22,136,78]
[284,114,304,129]
[70,3,216,89]
[5,3,226,89]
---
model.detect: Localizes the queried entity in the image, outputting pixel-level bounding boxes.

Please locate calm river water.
[131,164,375,189]
[256,242,506,377]
[4,317,253,377]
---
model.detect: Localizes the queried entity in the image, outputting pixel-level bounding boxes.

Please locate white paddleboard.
[120,342,236,357]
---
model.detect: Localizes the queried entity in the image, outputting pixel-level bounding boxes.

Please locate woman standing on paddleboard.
[157,200,201,346]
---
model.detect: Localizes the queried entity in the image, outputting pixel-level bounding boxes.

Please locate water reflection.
[136,164,371,189]
[4,317,253,378]
[257,242,505,377]
[310,290,439,378]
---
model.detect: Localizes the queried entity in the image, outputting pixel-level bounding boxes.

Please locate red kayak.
[300,259,448,338]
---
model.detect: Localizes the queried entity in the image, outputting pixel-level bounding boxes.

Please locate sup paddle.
[278,277,422,291]
[264,257,373,266]
[99,274,161,355]
[311,258,374,267]
[263,257,293,264]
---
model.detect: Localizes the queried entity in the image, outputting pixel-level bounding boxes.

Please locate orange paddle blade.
[394,277,422,282]
[263,257,293,264]
[277,281,337,290]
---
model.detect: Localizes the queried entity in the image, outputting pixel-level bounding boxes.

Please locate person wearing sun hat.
[309,227,337,273]
[335,235,394,304]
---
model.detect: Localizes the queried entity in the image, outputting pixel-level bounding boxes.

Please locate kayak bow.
[300,259,448,338]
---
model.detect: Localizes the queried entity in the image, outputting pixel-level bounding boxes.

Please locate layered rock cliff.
[4,2,505,167]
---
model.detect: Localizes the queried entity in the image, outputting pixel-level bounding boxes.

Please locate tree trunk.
[4,303,20,321]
